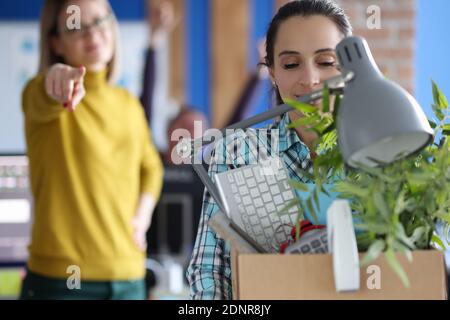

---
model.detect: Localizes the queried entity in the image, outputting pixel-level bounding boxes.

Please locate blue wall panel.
[185,0,210,119]
[416,0,450,118]
[0,0,145,21]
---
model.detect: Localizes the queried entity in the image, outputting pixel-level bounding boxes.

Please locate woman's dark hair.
[264,0,352,104]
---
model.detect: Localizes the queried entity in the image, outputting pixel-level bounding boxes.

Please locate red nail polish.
[63,102,68,108]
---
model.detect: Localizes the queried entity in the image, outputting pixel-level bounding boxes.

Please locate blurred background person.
[20,0,163,300]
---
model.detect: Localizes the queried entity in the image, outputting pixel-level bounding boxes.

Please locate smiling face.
[51,0,115,71]
[269,15,344,117]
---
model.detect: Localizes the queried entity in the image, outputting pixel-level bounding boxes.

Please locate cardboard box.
[232,250,448,300]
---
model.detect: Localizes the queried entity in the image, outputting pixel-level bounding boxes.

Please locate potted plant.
[284,80,450,287]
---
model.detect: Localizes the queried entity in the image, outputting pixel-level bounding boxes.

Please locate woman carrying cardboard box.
[187,0,353,300]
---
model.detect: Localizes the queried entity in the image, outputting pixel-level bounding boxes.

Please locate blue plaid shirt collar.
[277,112,309,153]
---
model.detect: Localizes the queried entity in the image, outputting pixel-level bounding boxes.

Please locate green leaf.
[313,187,320,212]
[432,79,449,108]
[432,104,445,121]
[356,232,374,251]
[314,116,333,134]
[442,124,450,135]
[395,224,415,250]
[385,249,410,288]
[360,239,385,266]
[294,216,302,240]
[404,248,413,263]
[394,191,406,215]
[435,213,450,225]
[409,226,426,244]
[288,180,309,192]
[445,224,450,246]
[429,120,437,129]
[357,163,396,183]
[306,197,318,224]
[320,184,331,197]
[284,98,317,113]
[279,197,301,215]
[321,122,336,135]
[373,192,390,218]
[354,222,390,234]
[431,234,446,251]
[334,181,370,198]
[297,168,315,182]
[287,114,321,129]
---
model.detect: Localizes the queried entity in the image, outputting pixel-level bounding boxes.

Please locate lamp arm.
[189,72,351,151]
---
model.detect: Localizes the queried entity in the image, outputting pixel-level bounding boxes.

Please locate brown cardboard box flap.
[234,250,447,300]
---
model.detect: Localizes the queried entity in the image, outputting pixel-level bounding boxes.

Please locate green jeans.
[19,269,146,300]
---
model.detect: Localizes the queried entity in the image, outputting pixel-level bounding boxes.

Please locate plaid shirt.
[186,113,314,300]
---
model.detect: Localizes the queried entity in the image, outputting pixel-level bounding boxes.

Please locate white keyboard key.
[282,180,290,190]
[239,186,249,195]
[266,203,276,213]
[234,195,241,203]
[274,195,283,205]
[254,197,263,208]
[243,168,253,178]
[281,214,293,225]
[246,206,256,215]
[289,206,298,213]
[253,225,263,236]
[282,191,294,201]
[249,215,259,225]
[278,168,287,179]
[257,207,267,218]
[259,183,269,193]
[250,188,259,198]
[276,232,287,244]
[260,217,270,227]
[231,184,238,193]
[254,167,265,183]
[269,213,278,223]
[270,185,280,195]
[243,196,252,206]
[245,224,254,236]
[235,172,245,185]
[266,174,277,185]
[227,173,234,183]
[238,204,245,213]
[247,178,256,188]
[241,215,250,228]
[264,228,273,239]
[262,192,272,203]
[256,235,267,246]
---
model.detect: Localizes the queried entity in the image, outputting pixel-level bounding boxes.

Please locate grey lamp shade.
[335,36,434,168]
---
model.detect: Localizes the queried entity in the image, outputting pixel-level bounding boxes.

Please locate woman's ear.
[268,67,276,86]
[50,35,64,57]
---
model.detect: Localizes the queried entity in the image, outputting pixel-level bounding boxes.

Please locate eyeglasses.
[61,13,113,38]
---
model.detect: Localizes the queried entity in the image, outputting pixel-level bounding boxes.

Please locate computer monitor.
[146,164,205,259]
[0,154,32,265]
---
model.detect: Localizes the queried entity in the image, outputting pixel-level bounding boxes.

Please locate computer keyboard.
[215,158,299,252]
[284,228,328,254]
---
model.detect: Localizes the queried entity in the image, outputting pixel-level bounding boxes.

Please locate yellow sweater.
[22,70,164,281]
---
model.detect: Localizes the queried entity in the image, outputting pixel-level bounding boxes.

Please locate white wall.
[0,21,150,153]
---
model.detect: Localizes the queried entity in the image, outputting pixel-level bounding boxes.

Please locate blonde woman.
[20,0,163,300]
